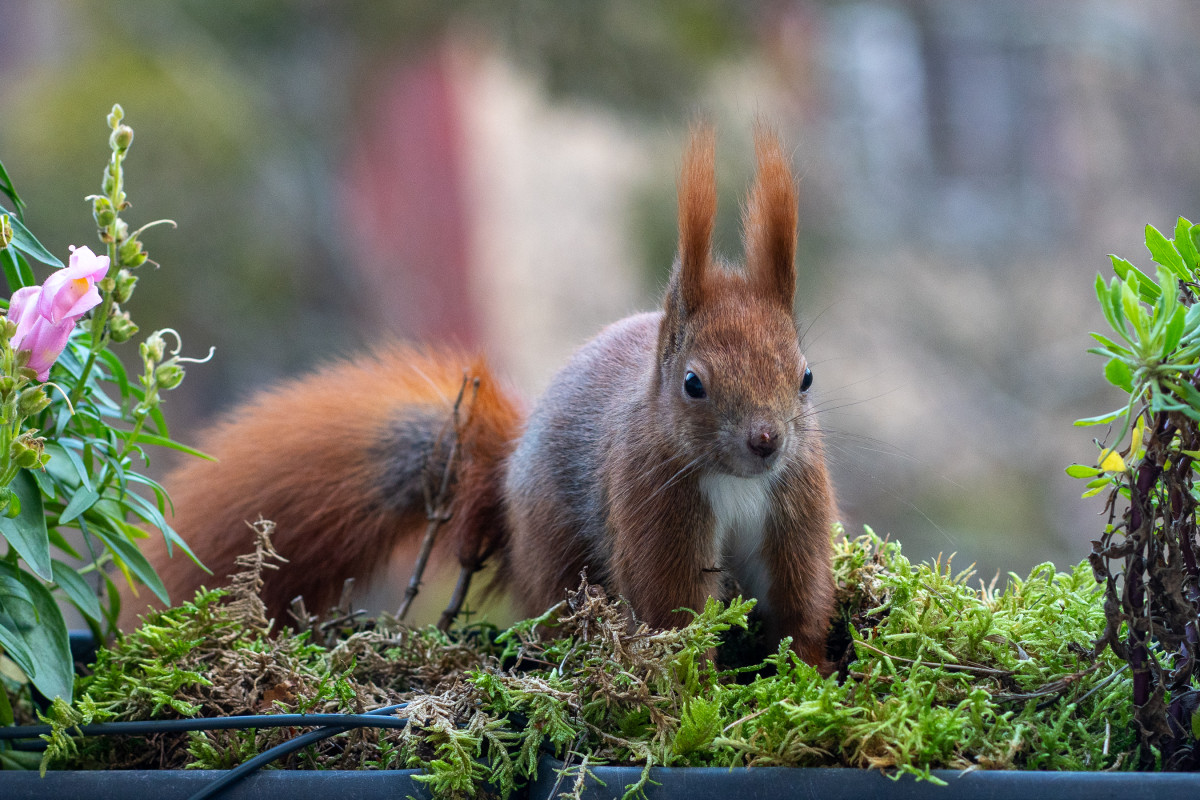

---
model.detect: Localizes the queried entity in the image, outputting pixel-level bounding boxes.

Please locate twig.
[397,373,480,623]
[438,563,475,631]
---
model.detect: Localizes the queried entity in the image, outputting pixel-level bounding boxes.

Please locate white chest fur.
[699,473,773,613]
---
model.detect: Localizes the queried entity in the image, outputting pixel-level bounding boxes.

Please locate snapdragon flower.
[5,246,110,380]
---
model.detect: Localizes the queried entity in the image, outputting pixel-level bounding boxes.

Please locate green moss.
[29,525,1138,798]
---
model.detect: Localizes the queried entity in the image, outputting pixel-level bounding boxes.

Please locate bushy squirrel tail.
[126,345,523,626]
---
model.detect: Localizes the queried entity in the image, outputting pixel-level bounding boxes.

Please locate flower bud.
[155,362,185,390]
[11,439,40,470]
[17,385,50,417]
[92,196,115,228]
[109,310,138,343]
[0,376,14,400]
[110,124,134,152]
[0,215,11,249]
[113,219,128,242]
[0,487,20,518]
[1,318,17,340]
[102,171,116,196]
[107,104,124,129]
[114,269,138,303]
[141,332,165,363]
[118,237,143,264]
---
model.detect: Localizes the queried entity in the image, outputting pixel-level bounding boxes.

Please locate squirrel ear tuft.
[675,122,716,313]
[742,123,798,311]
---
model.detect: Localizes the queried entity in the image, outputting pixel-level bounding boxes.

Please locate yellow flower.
[1099,449,1126,473]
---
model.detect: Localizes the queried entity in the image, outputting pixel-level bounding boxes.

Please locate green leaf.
[51,559,103,623]
[0,561,72,701]
[58,486,100,525]
[0,247,34,293]
[0,669,12,725]
[1089,332,1131,356]
[0,470,51,580]
[123,491,202,565]
[1095,274,1123,337]
[97,350,133,403]
[0,611,35,680]
[3,212,62,268]
[55,443,93,492]
[0,571,35,610]
[1065,464,1103,479]
[1074,407,1127,427]
[129,431,215,461]
[0,749,42,770]
[0,160,26,218]
[1145,224,1187,279]
[10,568,73,701]
[1108,275,1128,336]
[1163,304,1187,357]
[86,516,170,605]
[1109,255,1160,301]
[1174,217,1199,271]
[1104,358,1134,392]
[1170,379,1200,414]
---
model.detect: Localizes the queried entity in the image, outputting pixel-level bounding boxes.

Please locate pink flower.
[35,246,108,324]
[6,246,109,381]
[10,314,74,381]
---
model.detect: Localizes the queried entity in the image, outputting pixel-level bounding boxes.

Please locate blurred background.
[1,0,1198,600]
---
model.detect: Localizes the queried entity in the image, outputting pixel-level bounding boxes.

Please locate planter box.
[4,762,1200,800]
[0,769,434,799]
[529,759,1200,800]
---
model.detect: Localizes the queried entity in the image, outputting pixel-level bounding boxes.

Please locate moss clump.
[31,523,1137,799]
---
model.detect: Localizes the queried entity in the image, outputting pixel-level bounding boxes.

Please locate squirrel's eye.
[683,371,706,399]
[800,367,813,393]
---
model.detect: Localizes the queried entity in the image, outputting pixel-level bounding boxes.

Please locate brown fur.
[503,124,836,667]
[138,125,836,669]
[127,346,521,626]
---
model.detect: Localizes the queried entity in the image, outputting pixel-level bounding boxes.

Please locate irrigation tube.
[0,703,410,800]
[0,709,411,740]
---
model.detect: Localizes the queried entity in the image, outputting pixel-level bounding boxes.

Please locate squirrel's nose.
[747,425,780,459]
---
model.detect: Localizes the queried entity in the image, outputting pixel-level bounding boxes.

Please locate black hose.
[0,709,410,741]
[187,704,409,800]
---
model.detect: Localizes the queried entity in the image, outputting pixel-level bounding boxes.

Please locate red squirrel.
[135,124,836,666]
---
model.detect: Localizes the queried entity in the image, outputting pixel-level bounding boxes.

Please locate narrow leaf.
[58,486,100,525]
[4,213,62,268]
[1074,407,1127,427]
[87,517,169,605]
[51,559,104,623]
[130,431,215,461]
[0,160,26,218]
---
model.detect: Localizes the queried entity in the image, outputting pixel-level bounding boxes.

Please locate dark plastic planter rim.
[3,760,1200,800]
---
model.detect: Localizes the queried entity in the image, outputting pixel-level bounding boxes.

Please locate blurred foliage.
[0,0,757,417]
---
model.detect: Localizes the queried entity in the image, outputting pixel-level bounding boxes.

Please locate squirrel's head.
[655,123,817,480]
